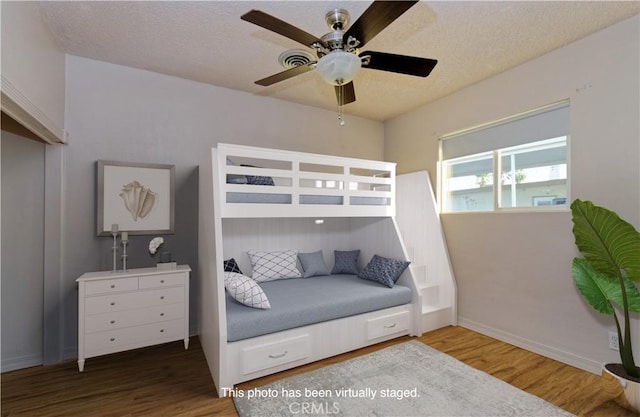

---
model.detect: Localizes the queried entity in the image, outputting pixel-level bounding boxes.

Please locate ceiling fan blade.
[334,82,356,105]
[361,51,437,77]
[241,10,326,48]
[255,63,316,86]
[343,1,418,48]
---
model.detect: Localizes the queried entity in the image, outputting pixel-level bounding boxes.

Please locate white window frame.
[438,101,571,213]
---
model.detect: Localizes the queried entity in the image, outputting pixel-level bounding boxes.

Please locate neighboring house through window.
[439,100,569,212]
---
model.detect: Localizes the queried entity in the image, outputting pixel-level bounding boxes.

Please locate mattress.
[225,274,412,342]
[226,192,388,206]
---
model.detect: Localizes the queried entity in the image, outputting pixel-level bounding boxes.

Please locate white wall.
[59,55,384,360]
[384,15,640,373]
[1,131,46,371]
[1,1,65,140]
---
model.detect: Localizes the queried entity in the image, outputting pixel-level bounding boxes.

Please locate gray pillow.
[241,164,275,186]
[298,251,330,278]
[227,174,248,184]
[358,254,410,288]
[226,157,248,184]
[331,250,360,275]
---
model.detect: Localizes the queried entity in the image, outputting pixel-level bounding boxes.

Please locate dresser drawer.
[85,287,184,315]
[241,335,310,375]
[366,310,410,340]
[84,303,185,333]
[85,277,138,295]
[85,319,184,357]
[139,272,185,289]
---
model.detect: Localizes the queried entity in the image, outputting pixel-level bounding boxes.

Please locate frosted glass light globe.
[316,51,361,86]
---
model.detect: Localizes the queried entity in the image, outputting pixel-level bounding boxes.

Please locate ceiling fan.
[241,1,437,110]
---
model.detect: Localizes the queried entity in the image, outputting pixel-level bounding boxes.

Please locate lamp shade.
[315,51,361,86]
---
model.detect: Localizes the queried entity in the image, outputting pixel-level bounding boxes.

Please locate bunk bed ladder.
[395,171,458,334]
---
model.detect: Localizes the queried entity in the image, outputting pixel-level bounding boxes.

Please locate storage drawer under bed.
[366,310,410,340]
[241,334,311,375]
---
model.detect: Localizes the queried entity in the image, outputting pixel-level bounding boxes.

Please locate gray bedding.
[225,274,412,342]
[226,192,388,206]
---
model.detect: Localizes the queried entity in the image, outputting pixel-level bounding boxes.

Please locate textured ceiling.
[37,1,640,121]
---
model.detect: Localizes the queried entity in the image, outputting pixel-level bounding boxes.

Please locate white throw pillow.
[247,250,302,282]
[224,272,271,309]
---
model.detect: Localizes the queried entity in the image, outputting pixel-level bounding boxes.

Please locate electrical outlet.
[609,331,619,351]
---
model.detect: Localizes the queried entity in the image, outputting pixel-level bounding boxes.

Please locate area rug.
[233,340,574,417]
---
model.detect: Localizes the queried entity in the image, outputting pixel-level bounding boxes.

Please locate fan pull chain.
[338,85,345,126]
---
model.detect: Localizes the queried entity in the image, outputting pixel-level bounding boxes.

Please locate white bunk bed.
[198,143,421,397]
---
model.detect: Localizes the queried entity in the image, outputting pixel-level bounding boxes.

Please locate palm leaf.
[571,199,640,283]
[573,258,640,313]
[572,258,615,315]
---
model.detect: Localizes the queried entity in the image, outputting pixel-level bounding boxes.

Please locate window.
[440,101,569,212]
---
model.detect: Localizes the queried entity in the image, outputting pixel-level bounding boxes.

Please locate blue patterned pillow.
[224,258,242,274]
[298,251,330,278]
[358,255,410,288]
[331,250,360,275]
[241,164,275,186]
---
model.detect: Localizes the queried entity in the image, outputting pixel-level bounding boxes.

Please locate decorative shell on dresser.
[120,181,158,221]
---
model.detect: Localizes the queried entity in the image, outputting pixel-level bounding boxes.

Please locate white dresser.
[76,265,190,371]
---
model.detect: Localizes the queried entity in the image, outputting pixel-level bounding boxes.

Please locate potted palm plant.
[571,199,640,411]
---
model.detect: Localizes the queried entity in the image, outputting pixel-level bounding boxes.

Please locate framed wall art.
[97,160,175,236]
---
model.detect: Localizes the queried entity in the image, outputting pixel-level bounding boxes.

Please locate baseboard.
[1,354,43,373]
[458,317,602,375]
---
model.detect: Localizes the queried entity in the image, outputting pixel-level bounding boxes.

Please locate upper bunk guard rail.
[214,143,396,218]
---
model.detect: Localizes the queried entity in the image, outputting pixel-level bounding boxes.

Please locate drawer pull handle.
[110,338,115,342]
[384,323,397,329]
[110,302,115,306]
[269,351,288,359]
[160,329,164,333]
[160,280,165,283]
[160,313,165,317]
[110,284,115,288]
[160,296,165,300]
[110,320,115,324]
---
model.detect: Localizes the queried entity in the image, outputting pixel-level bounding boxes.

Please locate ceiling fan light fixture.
[315,51,361,86]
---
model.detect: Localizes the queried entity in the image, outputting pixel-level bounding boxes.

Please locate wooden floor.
[2,326,637,416]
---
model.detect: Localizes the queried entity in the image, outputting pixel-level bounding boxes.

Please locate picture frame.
[97,160,175,236]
